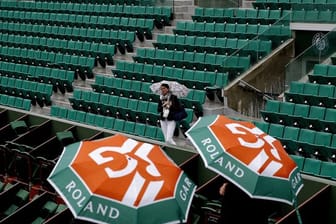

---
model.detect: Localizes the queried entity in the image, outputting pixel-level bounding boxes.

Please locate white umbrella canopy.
[150,80,190,98]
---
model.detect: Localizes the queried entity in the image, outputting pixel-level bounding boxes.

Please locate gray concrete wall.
[223,40,295,118]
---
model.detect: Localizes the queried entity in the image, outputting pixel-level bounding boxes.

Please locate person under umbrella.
[186,114,304,224]
[157,83,181,145]
[218,180,276,224]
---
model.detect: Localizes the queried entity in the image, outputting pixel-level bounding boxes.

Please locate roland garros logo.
[62,137,194,222]
[225,123,286,176]
[88,139,169,207]
[202,119,298,179]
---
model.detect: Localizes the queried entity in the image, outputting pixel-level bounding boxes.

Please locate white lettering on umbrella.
[83,201,119,218]
[122,172,145,205]
[225,124,264,149]
[248,149,268,171]
[96,203,105,214]
[180,177,193,201]
[138,176,163,206]
[135,143,161,176]
[66,181,86,207]
[89,139,138,178]
[225,161,244,177]
[122,172,163,205]
[84,201,94,212]
[201,138,220,159]
[261,161,283,176]
[89,139,167,207]
[291,172,302,189]
[226,123,285,177]
[123,143,164,206]
[248,149,283,176]
[264,135,281,160]
[214,157,223,166]
[65,180,120,219]
[201,138,245,178]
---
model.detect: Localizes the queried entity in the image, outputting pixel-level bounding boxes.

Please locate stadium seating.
[1,0,336,222]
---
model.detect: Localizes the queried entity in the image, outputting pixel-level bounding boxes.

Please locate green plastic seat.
[10,120,28,135]
[285,81,305,103]
[302,158,321,176]
[260,99,281,122]
[313,132,333,159]
[280,126,300,154]
[267,123,284,139]
[56,131,74,146]
[297,129,316,156]
[319,161,336,179]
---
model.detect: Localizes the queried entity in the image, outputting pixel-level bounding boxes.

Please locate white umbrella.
[150,80,190,98]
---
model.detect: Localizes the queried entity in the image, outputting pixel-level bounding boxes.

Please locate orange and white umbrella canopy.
[186,114,303,205]
[48,134,196,224]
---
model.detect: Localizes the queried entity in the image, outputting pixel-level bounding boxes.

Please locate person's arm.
[157,99,163,113]
[219,182,229,196]
[170,95,180,111]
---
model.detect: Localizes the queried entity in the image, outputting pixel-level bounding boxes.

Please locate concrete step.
[164,25,176,34]
[113,52,136,62]
[172,0,195,20]
[174,0,194,6]
[30,104,51,115]
[173,6,194,16]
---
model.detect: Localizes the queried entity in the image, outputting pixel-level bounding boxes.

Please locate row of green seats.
[309,63,336,85]
[0,21,135,54]
[133,48,250,80]
[263,122,336,160]
[0,33,116,67]
[0,61,74,94]
[0,47,92,81]
[173,22,291,48]
[29,0,137,5]
[90,75,206,117]
[91,75,159,100]
[30,200,61,224]
[291,155,336,179]
[285,81,336,108]
[193,8,285,24]
[254,121,336,166]
[69,89,193,127]
[291,9,336,22]
[0,11,154,41]
[253,0,336,10]
[0,1,172,28]
[0,76,52,107]
[260,100,336,132]
[0,93,31,111]
[0,45,95,80]
[154,34,272,64]
[112,61,228,91]
[0,180,13,193]
[69,89,161,125]
[50,105,165,142]
[2,187,30,218]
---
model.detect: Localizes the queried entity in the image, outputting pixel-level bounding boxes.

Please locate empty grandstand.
[0,0,336,223]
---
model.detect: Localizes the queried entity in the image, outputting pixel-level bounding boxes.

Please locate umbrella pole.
[294,200,303,224]
[292,191,303,224]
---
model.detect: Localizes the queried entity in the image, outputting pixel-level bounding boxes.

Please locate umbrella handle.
[293,195,303,224]
[295,207,303,224]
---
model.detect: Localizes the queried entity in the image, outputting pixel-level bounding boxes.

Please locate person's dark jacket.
[219,182,271,224]
[157,94,181,121]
